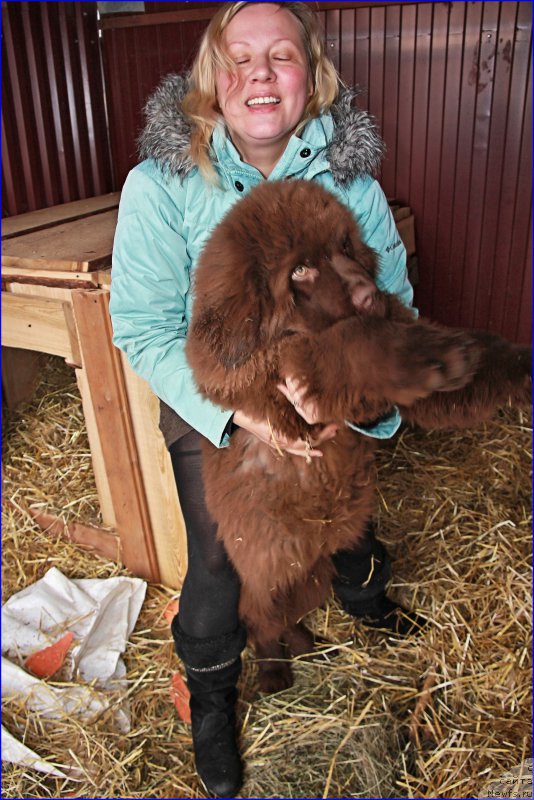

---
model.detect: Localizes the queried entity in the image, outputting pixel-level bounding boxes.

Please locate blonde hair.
[182,1,340,181]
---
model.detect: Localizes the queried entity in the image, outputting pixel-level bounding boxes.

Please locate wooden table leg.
[71,288,160,583]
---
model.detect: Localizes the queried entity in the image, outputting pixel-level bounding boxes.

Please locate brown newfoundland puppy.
[186,180,531,693]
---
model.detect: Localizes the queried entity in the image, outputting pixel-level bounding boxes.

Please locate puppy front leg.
[279,317,480,425]
[399,331,531,429]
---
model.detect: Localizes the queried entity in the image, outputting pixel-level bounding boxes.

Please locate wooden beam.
[99,2,408,30]
[7,283,78,303]
[75,367,116,529]
[120,353,187,589]
[97,268,112,288]
[100,7,216,29]
[2,266,100,289]
[1,292,82,366]
[2,209,117,273]
[71,288,160,583]
[2,193,120,240]
[29,509,121,563]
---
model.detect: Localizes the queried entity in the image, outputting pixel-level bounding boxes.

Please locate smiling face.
[215,3,312,174]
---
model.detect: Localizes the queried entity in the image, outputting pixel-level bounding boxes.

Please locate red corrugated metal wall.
[101,15,209,188]
[2,1,114,217]
[319,2,532,342]
[2,2,531,343]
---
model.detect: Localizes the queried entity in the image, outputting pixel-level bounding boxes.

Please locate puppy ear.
[190,299,264,369]
[190,262,274,369]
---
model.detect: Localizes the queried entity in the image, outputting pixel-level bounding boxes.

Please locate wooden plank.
[2,192,120,240]
[8,283,77,303]
[29,509,121,563]
[120,353,187,590]
[1,292,81,365]
[75,368,116,529]
[2,265,100,289]
[97,268,112,287]
[71,288,160,582]
[62,301,82,368]
[1,347,43,410]
[2,209,117,273]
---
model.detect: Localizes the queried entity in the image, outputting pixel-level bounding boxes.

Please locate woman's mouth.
[245,96,281,107]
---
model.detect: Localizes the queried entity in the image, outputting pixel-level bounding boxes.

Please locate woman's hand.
[232,409,337,460]
[276,376,323,425]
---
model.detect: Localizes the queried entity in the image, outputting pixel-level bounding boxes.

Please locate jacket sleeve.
[109,165,234,447]
[345,176,417,313]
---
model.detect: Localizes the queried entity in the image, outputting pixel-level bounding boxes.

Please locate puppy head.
[189,180,383,368]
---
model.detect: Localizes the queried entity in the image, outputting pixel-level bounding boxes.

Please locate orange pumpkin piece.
[25,631,74,679]
[163,598,180,625]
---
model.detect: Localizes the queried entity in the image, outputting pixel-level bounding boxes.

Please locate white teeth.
[246,96,280,106]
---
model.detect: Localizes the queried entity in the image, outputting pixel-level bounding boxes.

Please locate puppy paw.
[391,327,480,404]
[257,663,293,694]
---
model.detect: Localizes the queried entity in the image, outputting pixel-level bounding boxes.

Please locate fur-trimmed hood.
[138,73,385,185]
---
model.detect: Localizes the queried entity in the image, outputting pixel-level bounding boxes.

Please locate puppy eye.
[291,264,319,284]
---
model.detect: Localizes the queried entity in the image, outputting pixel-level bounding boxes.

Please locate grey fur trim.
[137,74,385,184]
[327,86,386,183]
[137,73,196,177]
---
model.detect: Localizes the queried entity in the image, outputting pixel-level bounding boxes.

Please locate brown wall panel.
[2,2,114,217]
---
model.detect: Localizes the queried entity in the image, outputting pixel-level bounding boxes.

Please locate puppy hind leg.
[254,638,293,694]
[281,621,315,658]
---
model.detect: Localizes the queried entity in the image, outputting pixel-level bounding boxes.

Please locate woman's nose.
[250,56,275,82]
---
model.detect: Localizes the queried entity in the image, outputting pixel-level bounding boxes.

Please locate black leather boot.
[172,619,247,797]
[332,528,427,637]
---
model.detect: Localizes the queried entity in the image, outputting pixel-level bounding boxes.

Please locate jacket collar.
[138,72,385,186]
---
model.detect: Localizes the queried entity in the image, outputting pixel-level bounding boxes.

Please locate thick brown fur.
[186,180,531,693]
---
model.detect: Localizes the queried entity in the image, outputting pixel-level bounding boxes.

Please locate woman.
[110,3,422,795]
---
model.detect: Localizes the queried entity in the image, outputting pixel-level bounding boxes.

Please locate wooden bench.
[2,194,186,589]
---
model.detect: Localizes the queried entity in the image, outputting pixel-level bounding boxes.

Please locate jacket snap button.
[235,181,244,192]
[300,148,311,158]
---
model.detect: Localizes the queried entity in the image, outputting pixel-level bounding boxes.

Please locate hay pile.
[2,355,531,799]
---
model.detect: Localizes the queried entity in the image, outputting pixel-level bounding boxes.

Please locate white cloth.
[1,567,146,778]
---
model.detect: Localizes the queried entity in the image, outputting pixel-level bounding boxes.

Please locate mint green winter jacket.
[110,75,414,448]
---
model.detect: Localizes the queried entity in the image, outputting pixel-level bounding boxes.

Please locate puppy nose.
[351,281,375,310]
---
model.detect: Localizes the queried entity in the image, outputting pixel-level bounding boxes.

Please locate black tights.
[169,431,241,639]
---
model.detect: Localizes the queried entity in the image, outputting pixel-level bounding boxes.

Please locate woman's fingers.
[232,410,337,460]
[276,377,322,424]
[311,423,339,445]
